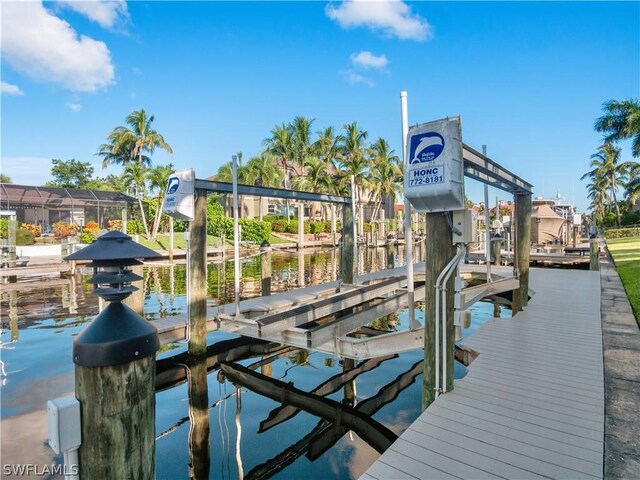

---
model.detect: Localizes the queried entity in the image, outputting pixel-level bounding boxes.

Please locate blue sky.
[2,1,639,212]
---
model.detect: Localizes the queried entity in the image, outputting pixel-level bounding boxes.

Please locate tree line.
[34,111,403,239]
[583,99,640,227]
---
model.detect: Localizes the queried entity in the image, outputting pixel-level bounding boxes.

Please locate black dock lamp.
[64,230,161,480]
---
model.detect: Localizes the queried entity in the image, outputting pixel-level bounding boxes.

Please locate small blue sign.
[409,132,445,164]
[167,176,180,194]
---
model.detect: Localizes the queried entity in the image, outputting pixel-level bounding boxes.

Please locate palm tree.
[98,109,173,237]
[245,153,283,220]
[581,143,632,226]
[594,99,640,157]
[290,116,316,176]
[368,138,402,229]
[337,122,369,235]
[122,163,149,229]
[624,163,640,207]
[585,175,608,223]
[148,163,174,239]
[264,124,295,220]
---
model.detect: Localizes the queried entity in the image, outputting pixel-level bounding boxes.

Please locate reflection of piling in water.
[188,357,210,480]
[9,291,18,342]
[123,265,144,314]
[385,244,395,270]
[261,249,271,297]
[343,358,356,407]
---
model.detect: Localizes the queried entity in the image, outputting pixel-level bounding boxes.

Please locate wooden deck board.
[362,268,604,479]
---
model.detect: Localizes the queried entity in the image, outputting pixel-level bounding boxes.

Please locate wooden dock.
[361,268,603,479]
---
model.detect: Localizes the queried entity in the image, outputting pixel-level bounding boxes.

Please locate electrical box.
[48,397,81,454]
[452,209,473,244]
[404,117,465,213]
[163,168,195,221]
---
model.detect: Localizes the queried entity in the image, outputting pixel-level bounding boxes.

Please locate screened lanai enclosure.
[0,184,135,231]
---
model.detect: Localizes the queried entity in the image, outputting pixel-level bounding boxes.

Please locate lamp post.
[65,231,160,480]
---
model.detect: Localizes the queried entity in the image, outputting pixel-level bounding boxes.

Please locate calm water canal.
[0,246,506,479]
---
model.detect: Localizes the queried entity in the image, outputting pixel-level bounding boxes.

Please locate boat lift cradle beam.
[462,144,533,195]
[194,179,350,204]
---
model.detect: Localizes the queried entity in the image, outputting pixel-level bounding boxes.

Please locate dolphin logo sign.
[409,132,445,164]
[167,176,180,195]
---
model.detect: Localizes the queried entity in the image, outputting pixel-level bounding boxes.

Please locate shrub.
[80,229,98,244]
[16,228,35,246]
[52,222,72,238]
[284,220,311,234]
[107,220,122,231]
[20,223,41,237]
[126,219,144,235]
[621,212,640,226]
[310,221,326,234]
[0,218,8,238]
[604,227,640,239]
[237,219,271,243]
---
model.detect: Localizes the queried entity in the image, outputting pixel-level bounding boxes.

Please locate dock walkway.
[362,268,603,479]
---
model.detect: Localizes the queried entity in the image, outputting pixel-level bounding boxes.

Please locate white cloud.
[66,103,82,112]
[131,66,143,75]
[1,2,115,92]
[343,70,375,87]
[59,0,129,29]
[350,51,389,69]
[326,0,432,41]
[1,81,24,96]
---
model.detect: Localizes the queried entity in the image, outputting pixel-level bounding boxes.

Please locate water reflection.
[1,244,508,480]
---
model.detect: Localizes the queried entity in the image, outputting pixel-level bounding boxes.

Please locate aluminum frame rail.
[463,144,533,195]
[194,179,350,204]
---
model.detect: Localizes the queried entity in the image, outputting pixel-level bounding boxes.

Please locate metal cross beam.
[194,179,351,204]
[463,144,533,195]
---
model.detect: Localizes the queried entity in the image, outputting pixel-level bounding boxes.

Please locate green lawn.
[136,232,290,250]
[606,236,640,324]
[136,234,223,250]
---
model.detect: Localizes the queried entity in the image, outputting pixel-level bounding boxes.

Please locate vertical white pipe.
[441,245,466,394]
[401,91,416,330]
[63,449,79,480]
[351,175,358,284]
[232,155,241,318]
[482,145,492,282]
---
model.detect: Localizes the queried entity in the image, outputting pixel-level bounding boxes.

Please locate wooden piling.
[169,216,174,264]
[590,236,599,271]
[297,202,304,250]
[341,203,355,284]
[343,358,356,406]
[189,189,208,356]
[75,356,156,480]
[7,215,16,283]
[491,233,502,266]
[513,193,532,314]
[261,249,272,296]
[423,213,456,411]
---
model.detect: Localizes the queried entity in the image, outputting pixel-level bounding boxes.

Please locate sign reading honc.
[162,168,195,221]
[404,117,465,212]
